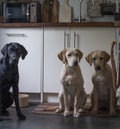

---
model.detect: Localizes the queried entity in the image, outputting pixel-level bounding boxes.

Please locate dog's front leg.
[63,86,70,116]
[0,82,1,116]
[109,86,116,115]
[0,81,3,121]
[56,90,64,113]
[73,94,80,118]
[91,86,98,115]
[12,83,26,120]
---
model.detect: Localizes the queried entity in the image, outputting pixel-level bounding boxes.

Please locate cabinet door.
[0,28,43,93]
[44,27,70,93]
[71,27,115,94]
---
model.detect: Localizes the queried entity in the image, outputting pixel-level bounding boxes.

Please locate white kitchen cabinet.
[70,27,115,93]
[43,27,70,93]
[0,26,115,102]
[0,28,43,93]
[43,27,115,95]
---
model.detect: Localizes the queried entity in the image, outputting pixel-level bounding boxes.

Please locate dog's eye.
[16,49,21,53]
[92,58,96,61]
[76,53,78,56]
[68,54,71,57]
[9,48,14,52]
[100,57,104,60]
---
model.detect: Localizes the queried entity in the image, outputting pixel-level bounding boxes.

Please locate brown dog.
[86,50,116,115]
[56,48,86,117]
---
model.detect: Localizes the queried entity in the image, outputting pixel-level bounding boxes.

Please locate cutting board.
[42,0,50,22]
[50,0,59,23]
[59,0,72,22]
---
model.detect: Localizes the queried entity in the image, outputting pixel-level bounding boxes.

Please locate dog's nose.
[96,66,101,71]
[74,61,78,66]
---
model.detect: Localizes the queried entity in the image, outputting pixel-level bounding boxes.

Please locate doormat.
[33,103,60,115]
[32,103,120,116]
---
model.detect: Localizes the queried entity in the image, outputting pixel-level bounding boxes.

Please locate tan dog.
[86,50,116,115]
[56,48,86,117]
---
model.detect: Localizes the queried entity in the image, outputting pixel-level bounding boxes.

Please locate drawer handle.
[6,33,27,37]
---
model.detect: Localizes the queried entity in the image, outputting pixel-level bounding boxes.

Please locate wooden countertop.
[0,22,115,28]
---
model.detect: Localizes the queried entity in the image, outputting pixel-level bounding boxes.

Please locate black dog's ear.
[20,45,28,60]
[1,44,9,57]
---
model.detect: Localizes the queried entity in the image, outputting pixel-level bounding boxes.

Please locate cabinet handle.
[6,33,27,37]
[64,31,70,48]
[74,32,79,48]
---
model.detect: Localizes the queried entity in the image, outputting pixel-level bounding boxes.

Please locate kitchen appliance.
[2,2,41,23]
[2,2,30,22]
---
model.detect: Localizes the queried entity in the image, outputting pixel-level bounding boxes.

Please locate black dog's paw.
[18,114,26,120]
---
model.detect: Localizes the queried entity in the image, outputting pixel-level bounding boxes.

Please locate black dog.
[0,42,28,121]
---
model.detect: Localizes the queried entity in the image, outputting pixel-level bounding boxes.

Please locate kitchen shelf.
[0,22,114,28]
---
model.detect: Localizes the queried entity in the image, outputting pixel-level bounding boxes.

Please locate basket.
[12,94,29,108]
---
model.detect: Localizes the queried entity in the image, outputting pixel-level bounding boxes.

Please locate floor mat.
[33,103,60,115]
[33,103,120,116]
